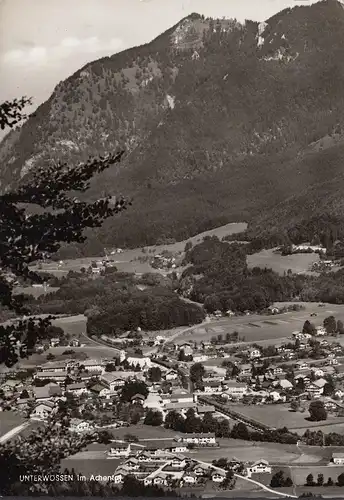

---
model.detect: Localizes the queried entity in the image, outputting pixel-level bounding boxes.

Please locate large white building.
[126,355,152,369]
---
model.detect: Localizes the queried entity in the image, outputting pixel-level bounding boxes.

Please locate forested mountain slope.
[2,1,344,255]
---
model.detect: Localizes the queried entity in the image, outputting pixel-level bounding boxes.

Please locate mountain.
[2,0,344,256]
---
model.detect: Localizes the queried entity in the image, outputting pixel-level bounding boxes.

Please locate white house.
[222,382,247,399]
[178,433,217,446]
[182,472,198,484]
[277,379,293,390]
[69,419,94,433]
[248,349,261,359]
[65,382,89,396]
[316,326,326,336]
[332,453,344,465]
[296,361,309,371]
[30,401,55,420]
[39,361,67,373]
[193,354,209,363]
[212,471,226,483]
[312,368,324,378]
[108,443,131,458]
[247,459,272,477]
[126,355,152,369]
[240,364,252,376]
[306,383,323,398]
[83,359,105,373]
[165,370,178,381]
[203,380,223,393]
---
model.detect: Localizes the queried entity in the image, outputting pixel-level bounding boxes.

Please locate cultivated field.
[29,222,247,277]
[247,248,320,276]
[174,302,344,345]
[286,465,344,486]
[233,404,344,433]
[193,439,301,464]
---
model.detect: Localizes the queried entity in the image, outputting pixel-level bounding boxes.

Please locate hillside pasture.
[247,248,320,275]
[29,222,247,277]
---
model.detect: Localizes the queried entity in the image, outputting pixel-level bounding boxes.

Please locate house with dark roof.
[33,384,63,401]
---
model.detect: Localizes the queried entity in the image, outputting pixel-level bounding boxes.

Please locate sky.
[0,0,319,112]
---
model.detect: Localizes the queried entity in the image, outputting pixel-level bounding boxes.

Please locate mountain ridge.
[2,0,344,255]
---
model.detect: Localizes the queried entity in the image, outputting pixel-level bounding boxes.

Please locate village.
[3,304,344,495]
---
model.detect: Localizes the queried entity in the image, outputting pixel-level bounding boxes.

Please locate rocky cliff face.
[2,1,344,255]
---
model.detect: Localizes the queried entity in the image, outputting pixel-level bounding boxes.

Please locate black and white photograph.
[2,0,344,497]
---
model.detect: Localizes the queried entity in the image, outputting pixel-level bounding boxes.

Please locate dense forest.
[179,237,305,313]
[27,271,204,335]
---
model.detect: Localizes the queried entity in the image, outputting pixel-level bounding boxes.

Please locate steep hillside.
[2,1,344,256]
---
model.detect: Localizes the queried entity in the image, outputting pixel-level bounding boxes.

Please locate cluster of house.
[67,437,272,489]
[150,254,179,270]
[291,244,326,254]
[100,442,265,487]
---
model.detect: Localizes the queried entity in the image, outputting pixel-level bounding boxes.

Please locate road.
[0,421,30,444]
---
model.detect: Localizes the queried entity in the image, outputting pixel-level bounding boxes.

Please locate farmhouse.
[212,470,226,483]
[165,370,178,381]
[315,326,326,336]
[65,382,88,396]
[177,433,217,446]
[296,361,309,371]
[248,348,261,360]
[182,472,198,484]
[203,380,223,393]
[108,443,131,458]
[70,419,94,433]
[33,384,63,401]
[30,401,55,420]
[247,459,272,477]
[222,381,248,399]
[332,453,344,465]
[144,440,188,454]
[126,355,152,369]
[277,379,293,390]
[240,364,252,377]
[131,393,146,404]
[38,361,67,373]
[306,384,323,397]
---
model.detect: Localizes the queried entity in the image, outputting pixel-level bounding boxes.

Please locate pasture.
[108,423,182,440]
[287,465,344,486]
[51,314,87,337]
[29,222,247,277]
[0,411,25,437]
[174,302,344,345]
[247,248,320,276]
[233,404,344,433]
[193,441,300,464]
[14,286,60,298]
